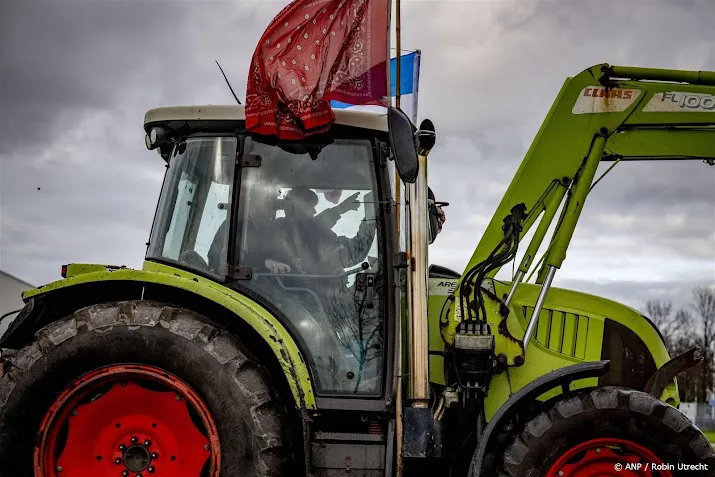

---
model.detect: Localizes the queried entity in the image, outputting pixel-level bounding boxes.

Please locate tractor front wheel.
[500,386,715,477]
[0,301,287,477]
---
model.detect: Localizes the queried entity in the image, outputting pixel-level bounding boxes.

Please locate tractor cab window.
[235,137,385,396]
[147,136,237,278]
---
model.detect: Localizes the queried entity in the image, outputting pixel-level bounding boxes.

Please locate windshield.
[236,137,385,396]
[147,136,237,277]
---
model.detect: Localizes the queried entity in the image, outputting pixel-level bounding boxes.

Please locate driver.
[265,186,376,275]
[428,187,447,238]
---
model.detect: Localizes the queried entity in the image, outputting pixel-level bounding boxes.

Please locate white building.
[1,270,34,338]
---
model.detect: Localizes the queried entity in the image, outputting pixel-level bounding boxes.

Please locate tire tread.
[501,386,715,477]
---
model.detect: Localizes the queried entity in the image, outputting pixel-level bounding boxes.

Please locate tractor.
[1,63,714,476]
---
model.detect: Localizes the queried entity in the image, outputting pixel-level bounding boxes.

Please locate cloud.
[406,0,715,133]
[0,0,713,319]
[0,2,185,155]
[0,0,276,281]
[411,0,715,311]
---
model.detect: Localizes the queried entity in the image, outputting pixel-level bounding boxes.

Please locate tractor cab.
[143,105,418,399]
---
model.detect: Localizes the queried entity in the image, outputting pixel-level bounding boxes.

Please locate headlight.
[145,127,170,150]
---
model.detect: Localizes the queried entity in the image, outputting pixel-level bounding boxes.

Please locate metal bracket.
[393,252,409,269]
[644,346,703,398]
[237,154,261,167]
[356,273,376,308]
[226,266,253,280]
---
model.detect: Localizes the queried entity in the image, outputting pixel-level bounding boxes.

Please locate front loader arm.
[462,63,715,282]
[445,63,715,351]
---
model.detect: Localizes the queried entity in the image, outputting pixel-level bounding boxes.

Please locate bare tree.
[643,298,704,401]
[668,309,701,402]
[646,299,676,349]
[692,286,715,402]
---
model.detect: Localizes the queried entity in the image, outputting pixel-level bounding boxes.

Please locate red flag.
[246,0,390,140]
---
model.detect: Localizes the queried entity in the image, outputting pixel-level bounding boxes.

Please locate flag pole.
[393,0,402,242]
[394,0,403,238]
[395,0,401,109]
[390,2,405,477]
[386,0,392,111]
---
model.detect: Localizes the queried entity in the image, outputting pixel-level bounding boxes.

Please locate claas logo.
[582,87,635,99]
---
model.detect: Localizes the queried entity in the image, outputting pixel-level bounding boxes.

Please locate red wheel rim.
[547,437,673,477]
[34,364,221,477]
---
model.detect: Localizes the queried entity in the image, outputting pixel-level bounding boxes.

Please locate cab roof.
[143,104,389,132]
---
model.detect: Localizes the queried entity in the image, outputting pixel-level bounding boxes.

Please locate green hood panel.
[23,261,316,409]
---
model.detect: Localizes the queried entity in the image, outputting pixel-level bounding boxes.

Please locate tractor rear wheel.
[0,301,287,477]
[500,386,715,477]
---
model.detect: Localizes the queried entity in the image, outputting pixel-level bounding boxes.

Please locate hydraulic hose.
[458,204,525,324]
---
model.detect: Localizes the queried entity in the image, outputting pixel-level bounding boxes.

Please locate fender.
[469,360,610,477]
[0,264,316,409]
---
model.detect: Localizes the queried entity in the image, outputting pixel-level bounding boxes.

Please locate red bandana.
[246,0,389,140]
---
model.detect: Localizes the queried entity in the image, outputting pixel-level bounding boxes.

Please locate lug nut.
[151,452,159,459]
[122,472,129,477]
[115,458,122,465]
[147,467,155,473]
[144,440,151,447]
[130,436,138,443]
[119,444,127,451]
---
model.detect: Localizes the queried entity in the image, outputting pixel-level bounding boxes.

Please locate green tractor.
[1,64,714,477]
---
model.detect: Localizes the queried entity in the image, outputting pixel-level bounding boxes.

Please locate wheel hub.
[123,444,151,472]
[546,437,673,477]
[34,364,221,477]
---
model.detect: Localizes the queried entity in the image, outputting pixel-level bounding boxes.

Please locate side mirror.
[387,107,419,183]
[416,119,436,156]
[420,119,438,243]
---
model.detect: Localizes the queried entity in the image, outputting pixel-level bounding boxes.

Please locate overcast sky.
[0,0,713,316]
